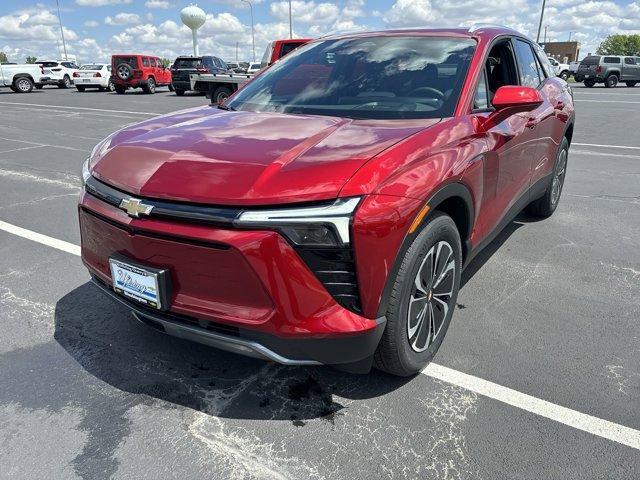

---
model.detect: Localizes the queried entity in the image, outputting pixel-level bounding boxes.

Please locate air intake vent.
[294,246,362,314]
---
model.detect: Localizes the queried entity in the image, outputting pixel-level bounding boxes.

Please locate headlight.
[235,197,361,247]
[81,159,91,185]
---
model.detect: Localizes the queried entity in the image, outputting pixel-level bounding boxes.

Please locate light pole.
[543,25,548,44]
[535,0,546,43]
[568,31,573,42]
[241,0,256,62]
[289,0,293,38]
[55,0,68,60]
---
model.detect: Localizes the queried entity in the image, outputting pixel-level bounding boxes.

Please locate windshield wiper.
[216,104,236,111]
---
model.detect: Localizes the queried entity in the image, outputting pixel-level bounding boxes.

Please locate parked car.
[246,62,261,74]
[568,61,580,73]
[260,38,311,67]
[79,27,574,376]
[170,55,228,96]
[575,55,640,87]
[35,60,79,89]
[547,57,571,80]
[111,54,173,94]
[0,63,44,93]
[74,64,114,92]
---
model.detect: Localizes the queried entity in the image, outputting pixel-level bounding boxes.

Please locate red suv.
[111,54,173,94]
[80,27,574,376]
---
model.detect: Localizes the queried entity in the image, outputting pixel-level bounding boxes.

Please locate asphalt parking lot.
[0,84,638,479]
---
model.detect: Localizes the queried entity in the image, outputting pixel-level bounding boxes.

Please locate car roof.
[318,26,527,42]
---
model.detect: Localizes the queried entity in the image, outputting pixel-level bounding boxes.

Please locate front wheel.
[526,137,569,218]
[114,85,127,95]
[374,213,462,376]
[107,79,115,92]
[559,70,570,81]
[605,74,618,88]
[168,83,174,92]
[175,89,185,96]
[213,86,232,103]
[35,84,43,90]
[626,82,637,87]
[584,79,596,88]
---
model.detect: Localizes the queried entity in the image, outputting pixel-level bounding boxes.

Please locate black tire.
[374,212,462,376]
[559,70,569,81]
[525,136,569,218]
[107,79,115,92]
[76,86,85,92]
[175,89,185,96]
[213,86,232,103]
[115,63,133,81]
[13,76,34,93]
[574,74,583,82]
[115,85,127,95]
[59,75,71,89]
[35,84,43,90]
[168,83,174,92]
[9,86,18,93]
[584,79,596,88]
[605,74,618,88]
[626,82,637,87]
[142,77,156,94]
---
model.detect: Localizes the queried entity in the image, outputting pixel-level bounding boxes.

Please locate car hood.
[91,106,439,205]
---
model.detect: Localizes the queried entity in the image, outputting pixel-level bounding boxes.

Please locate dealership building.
[540,41,581,62]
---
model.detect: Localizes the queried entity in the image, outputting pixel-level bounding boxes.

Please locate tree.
[160,58,172,68]
[26,56,38,64]
[0,52,7,63]
[596,34,640,56]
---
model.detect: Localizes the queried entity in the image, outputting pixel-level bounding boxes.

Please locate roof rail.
[467,24,516,33]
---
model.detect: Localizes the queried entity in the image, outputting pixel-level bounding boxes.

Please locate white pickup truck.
[0,63,44,93]
[547,57,571,80]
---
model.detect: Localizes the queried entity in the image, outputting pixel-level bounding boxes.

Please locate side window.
[473,67,490,110]
[603,56,620,64]
[485,40,519,100]
[142,57,150,67]
[202,57,213,69]
[514,39,541,88]
[534,44,555,78]
[624,57,636,65]
[280,42,301,57]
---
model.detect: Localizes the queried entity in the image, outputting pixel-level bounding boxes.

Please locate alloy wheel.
[407,241,456,352]
[17,78,31,92]
[551,148,567,206]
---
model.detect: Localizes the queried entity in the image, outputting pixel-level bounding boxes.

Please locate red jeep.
[111,54,173,94]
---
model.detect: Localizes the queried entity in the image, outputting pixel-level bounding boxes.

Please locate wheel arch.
[375,182,474,318]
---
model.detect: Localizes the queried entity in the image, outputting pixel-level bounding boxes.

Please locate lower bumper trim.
[91,277,385,366]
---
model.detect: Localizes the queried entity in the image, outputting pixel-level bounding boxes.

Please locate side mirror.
[491,85,543,112]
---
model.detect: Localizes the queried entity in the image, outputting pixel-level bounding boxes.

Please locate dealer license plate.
[109,258,162,309]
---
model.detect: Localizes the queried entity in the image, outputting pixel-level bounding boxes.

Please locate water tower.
[180,4,206,57]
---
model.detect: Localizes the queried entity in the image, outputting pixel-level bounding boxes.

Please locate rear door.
[623,57,640,80]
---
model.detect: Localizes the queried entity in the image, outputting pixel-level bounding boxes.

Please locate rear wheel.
[374,212,461,376]
[168,83,174,92]
[559,70,570,81]
[526,136,569,218]
[605,74,618,88]
[59,75,71,89]
[213,86,232,103]
[35,84,43,90]
[107,79,115,92]
[626,82,637,87]
[142,77,156,94]
[13,76,34,93]
[584,79,596,88]
[76,86,85,92]
[175,89,185,96]
[115,85,127,95]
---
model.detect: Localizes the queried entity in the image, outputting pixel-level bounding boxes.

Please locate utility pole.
[56,0,68,60]
[543,25,548,44]
[568,31,573,42]
[289,0,293,38]
[535,0,546,43]
[236,42,239,63]
[241,0,256,62]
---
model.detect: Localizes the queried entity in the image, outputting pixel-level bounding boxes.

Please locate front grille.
[295,246,362,314]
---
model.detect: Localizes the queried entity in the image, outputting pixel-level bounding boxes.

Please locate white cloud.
[84,20,100,28]
[145,0,172,9]
[76,0,132,6]
[270,1,340,24]
[105,13,141,26]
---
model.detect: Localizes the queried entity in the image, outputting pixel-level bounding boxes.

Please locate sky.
[0,0,638,64]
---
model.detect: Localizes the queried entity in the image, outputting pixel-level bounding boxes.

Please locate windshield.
[227,36,476,120]
[81,64,103,70]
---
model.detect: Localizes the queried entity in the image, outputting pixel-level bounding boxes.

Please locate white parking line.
[0,220,80,256]
[0,219,638,451]
[573,142,640,150]
[0,101,160,116]
[0,136,87,153]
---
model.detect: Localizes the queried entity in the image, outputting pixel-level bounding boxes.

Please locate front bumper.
[79,187,385,365]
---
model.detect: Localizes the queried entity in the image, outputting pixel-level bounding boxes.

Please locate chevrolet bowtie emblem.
[119,197,154,218]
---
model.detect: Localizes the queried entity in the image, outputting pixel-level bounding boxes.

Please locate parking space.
[0,85,638,479]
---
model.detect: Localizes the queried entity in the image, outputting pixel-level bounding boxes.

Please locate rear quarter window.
[603,57,621,64]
